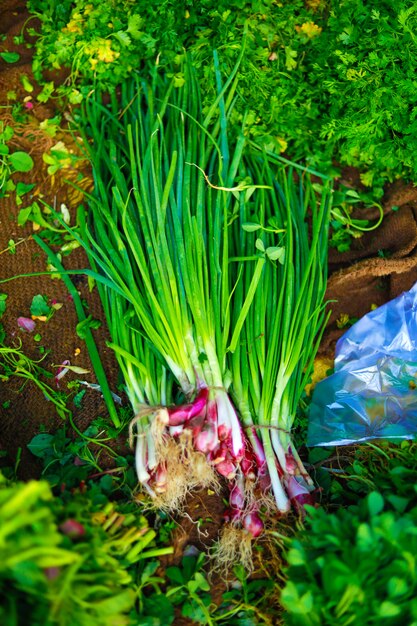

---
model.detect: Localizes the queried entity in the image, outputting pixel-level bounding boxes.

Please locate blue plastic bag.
[308,282,417,446]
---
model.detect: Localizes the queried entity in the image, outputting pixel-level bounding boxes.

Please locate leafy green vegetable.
[281,493,417,625]
[316,440,417,513]
[0,469,174,626]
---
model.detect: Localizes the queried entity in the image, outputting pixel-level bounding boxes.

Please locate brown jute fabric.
[323,183,417,354]
[1,1,417,478]
[0,1,121,478]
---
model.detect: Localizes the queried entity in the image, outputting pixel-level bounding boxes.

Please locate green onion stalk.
[72,56,269,519]
[229,150,332,516]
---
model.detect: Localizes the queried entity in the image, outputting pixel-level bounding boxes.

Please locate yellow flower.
[296,21,322,39]
[305,356,334,395]
[336,313,350,329]
[64,20,82,34]
[94,39,120,63]
[64,11,83,33]
[276,137,288,153]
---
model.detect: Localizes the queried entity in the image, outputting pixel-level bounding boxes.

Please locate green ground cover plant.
[311,440,417,512]
[280,491,417,625]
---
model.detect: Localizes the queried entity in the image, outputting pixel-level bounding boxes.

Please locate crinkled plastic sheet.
[308,282,417,446]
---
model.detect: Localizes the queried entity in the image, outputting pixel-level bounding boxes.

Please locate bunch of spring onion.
[70,55,269,525]
[66,55,332,554]
[228,151,332,520]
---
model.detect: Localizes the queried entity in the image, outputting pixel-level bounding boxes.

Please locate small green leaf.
[68,89,83,104]
[368,491,384,516]
[242,222,261,232]
[18,205,34,226]
[143,593,175,625]
[54,364,89,375]
[193,572,210,591]
[37,81,55,103]
[255,238,265,252]
[182,600,208,623]
[20,74,34,92]
[265,246,285,262]
[9,151,34,172]
[127,14,144,39]
[76,315,102,339]
[27,433,55,458]
[8,239,16,254]
[378,601,401,617]
[16,182,35,197]
[387,577,408,598]
[357,523,373,547]
[33,333,42,342]
[286,547,306,566]
[73,389,86,408]
[165,566,184,585]
[99,474,113,492]
[30,294,51,317]
[0,52,20,63]
[0,293,8,318]
[113,30,131,47]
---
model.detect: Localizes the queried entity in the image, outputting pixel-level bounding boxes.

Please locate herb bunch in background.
[27,0,189,104]
[27,0,417,195]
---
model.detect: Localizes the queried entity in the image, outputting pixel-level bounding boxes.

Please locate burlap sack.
[0,2,120,477]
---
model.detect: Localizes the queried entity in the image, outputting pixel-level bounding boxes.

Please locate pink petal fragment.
[17,316,36,332]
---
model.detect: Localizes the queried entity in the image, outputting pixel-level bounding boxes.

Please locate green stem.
[33,235,120,428]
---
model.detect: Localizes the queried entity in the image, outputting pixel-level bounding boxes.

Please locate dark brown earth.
[1,3,417,624]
